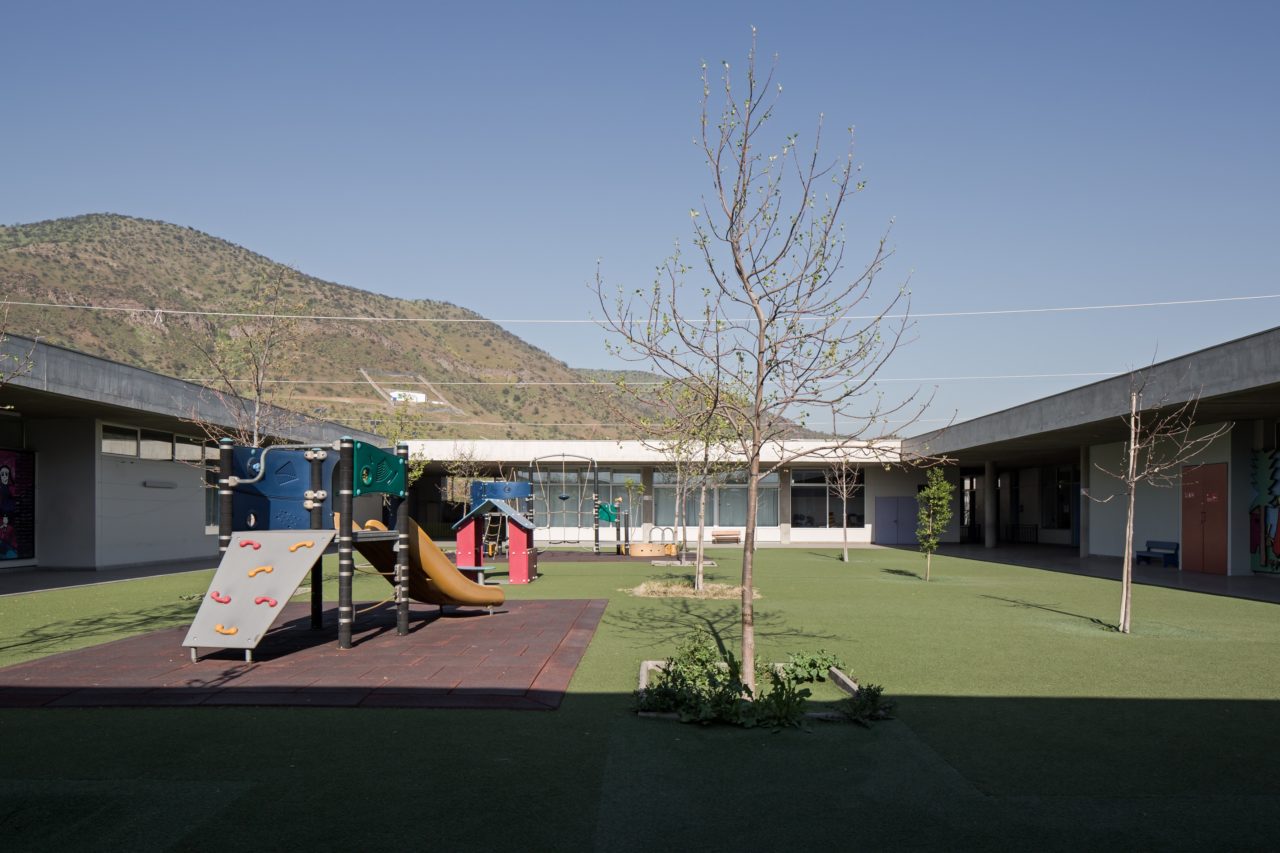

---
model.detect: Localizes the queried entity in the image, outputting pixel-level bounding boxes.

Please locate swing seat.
[557,493,570,502]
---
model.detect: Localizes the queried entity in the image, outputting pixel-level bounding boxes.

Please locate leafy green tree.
[916,467,954,581]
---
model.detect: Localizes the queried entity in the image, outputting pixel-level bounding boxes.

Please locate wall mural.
[1250,450,1280,574]
[0,449,35,561]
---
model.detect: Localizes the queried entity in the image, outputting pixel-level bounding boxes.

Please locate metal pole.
[592,493,600,554]
[614,498,623,555]
[622,510,631,555]
[395,443,410,637]
[337,437,355,650]
[308,448,325,630]
[218,438,234,556]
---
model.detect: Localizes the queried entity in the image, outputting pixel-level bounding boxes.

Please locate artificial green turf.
[2,547,1279,851]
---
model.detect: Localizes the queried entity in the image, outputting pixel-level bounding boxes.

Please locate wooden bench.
[1134,540,1179,568]
[711,529,741,545]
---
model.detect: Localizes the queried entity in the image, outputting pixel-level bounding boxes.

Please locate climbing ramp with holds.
[183,530,336,658]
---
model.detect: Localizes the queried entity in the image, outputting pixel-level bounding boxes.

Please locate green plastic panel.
[352,442,406,498]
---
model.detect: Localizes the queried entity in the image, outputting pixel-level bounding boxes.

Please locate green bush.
[635,630,876,729]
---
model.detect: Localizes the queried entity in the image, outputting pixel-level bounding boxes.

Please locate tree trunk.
[741,454,760,696]
[1120,390,1138,634]
[695,482,707,591]
[925,550,931,582]
[841,491,849,562]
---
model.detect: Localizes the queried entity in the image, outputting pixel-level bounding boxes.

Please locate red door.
[1182,464,1228,574]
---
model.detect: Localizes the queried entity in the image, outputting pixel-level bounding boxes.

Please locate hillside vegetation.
[0,214,651,440]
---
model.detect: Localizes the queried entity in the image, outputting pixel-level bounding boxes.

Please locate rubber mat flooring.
[0,598,606,710]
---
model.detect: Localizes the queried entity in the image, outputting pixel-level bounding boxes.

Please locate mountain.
[0,214,649,440]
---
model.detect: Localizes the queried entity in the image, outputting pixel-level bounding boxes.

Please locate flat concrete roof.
[903,325,1280,465]
[407,438,895,468]
[0,334,384,445]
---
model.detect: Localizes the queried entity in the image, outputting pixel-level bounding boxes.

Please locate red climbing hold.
[210,591,231,604]
[254,596,279,607]
[239,539,262,550]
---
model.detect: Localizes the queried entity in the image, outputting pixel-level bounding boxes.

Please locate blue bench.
[1135,540,1179,568]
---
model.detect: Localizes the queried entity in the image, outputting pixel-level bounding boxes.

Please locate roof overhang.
[903,326,1280,466]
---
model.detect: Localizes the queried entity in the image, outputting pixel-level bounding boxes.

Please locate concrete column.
[778,468,792,545]
[984,460,997,548]
[1079,445,1090,558]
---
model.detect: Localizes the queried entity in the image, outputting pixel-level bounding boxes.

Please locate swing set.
[530,453,598,545]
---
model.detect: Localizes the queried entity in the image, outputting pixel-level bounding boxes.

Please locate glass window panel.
[791,469,827,485]
[101,425,138,456]
[139,430,173,460]
[717,487,748,526]
[829,488,865,528]
[174,436,205,462]
[791,488,826,527]
[757,487,778,526]
[654,486,676,525]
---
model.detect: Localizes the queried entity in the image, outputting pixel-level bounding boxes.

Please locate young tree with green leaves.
[597,31,926,693]
[916,467,954,581]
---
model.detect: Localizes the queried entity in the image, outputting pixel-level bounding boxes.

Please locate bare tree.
[645,382,739,588]
[825,462,862,564]
[1091,374,1230,634]
[0,302,36,391]
[596,32,927,692]
[440,441,490,515]
[187,266,304,446]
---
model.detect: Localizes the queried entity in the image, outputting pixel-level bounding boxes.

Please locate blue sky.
[4,1,1278,430]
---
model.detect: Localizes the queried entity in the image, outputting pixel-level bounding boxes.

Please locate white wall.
[96,434,217,567]
[1086,424,1232,560]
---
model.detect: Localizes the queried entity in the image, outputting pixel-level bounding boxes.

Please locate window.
[1040,465,1075,530]
[140,430,174,460]
[174,435,209,462]
[101,425,139,456]
[654,470,778,527]
[790,467,864,528]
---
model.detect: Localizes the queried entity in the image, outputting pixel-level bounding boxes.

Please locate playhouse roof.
[451,498,533,531]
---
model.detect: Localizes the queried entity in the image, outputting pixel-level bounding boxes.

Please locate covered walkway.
[937,543,1280,605]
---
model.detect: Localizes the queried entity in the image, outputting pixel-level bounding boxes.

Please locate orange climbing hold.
[289,540,315,552]
[248,565,273,578]
[214,624,238,635]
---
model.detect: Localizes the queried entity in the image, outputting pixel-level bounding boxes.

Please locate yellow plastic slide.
[347,517,505,608]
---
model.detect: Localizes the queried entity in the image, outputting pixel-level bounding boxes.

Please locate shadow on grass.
[602,597,839,653]
[881,568,921,579]
[0,600,200,662]
[980,594,1116,631]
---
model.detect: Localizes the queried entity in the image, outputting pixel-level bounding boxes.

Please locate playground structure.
[455,497,538,583]
[184,437,504,661]
[528,453,633,555]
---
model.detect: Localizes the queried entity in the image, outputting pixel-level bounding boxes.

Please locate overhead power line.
[188,370,1121,386]
[6,292,1279,324]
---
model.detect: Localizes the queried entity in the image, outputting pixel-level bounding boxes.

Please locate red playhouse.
[453,498,539,584]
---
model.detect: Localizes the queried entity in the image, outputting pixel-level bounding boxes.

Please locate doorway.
[1181,463,1228,574]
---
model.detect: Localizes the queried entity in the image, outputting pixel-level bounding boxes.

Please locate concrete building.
[5,322,1276,578]
[903,326,1280,576]
[0,334,382,570]
[405,438,952,548]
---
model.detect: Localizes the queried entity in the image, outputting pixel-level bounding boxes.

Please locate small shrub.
[837,683,894,727]
[635,628,746,724]
[636,633,872,729]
